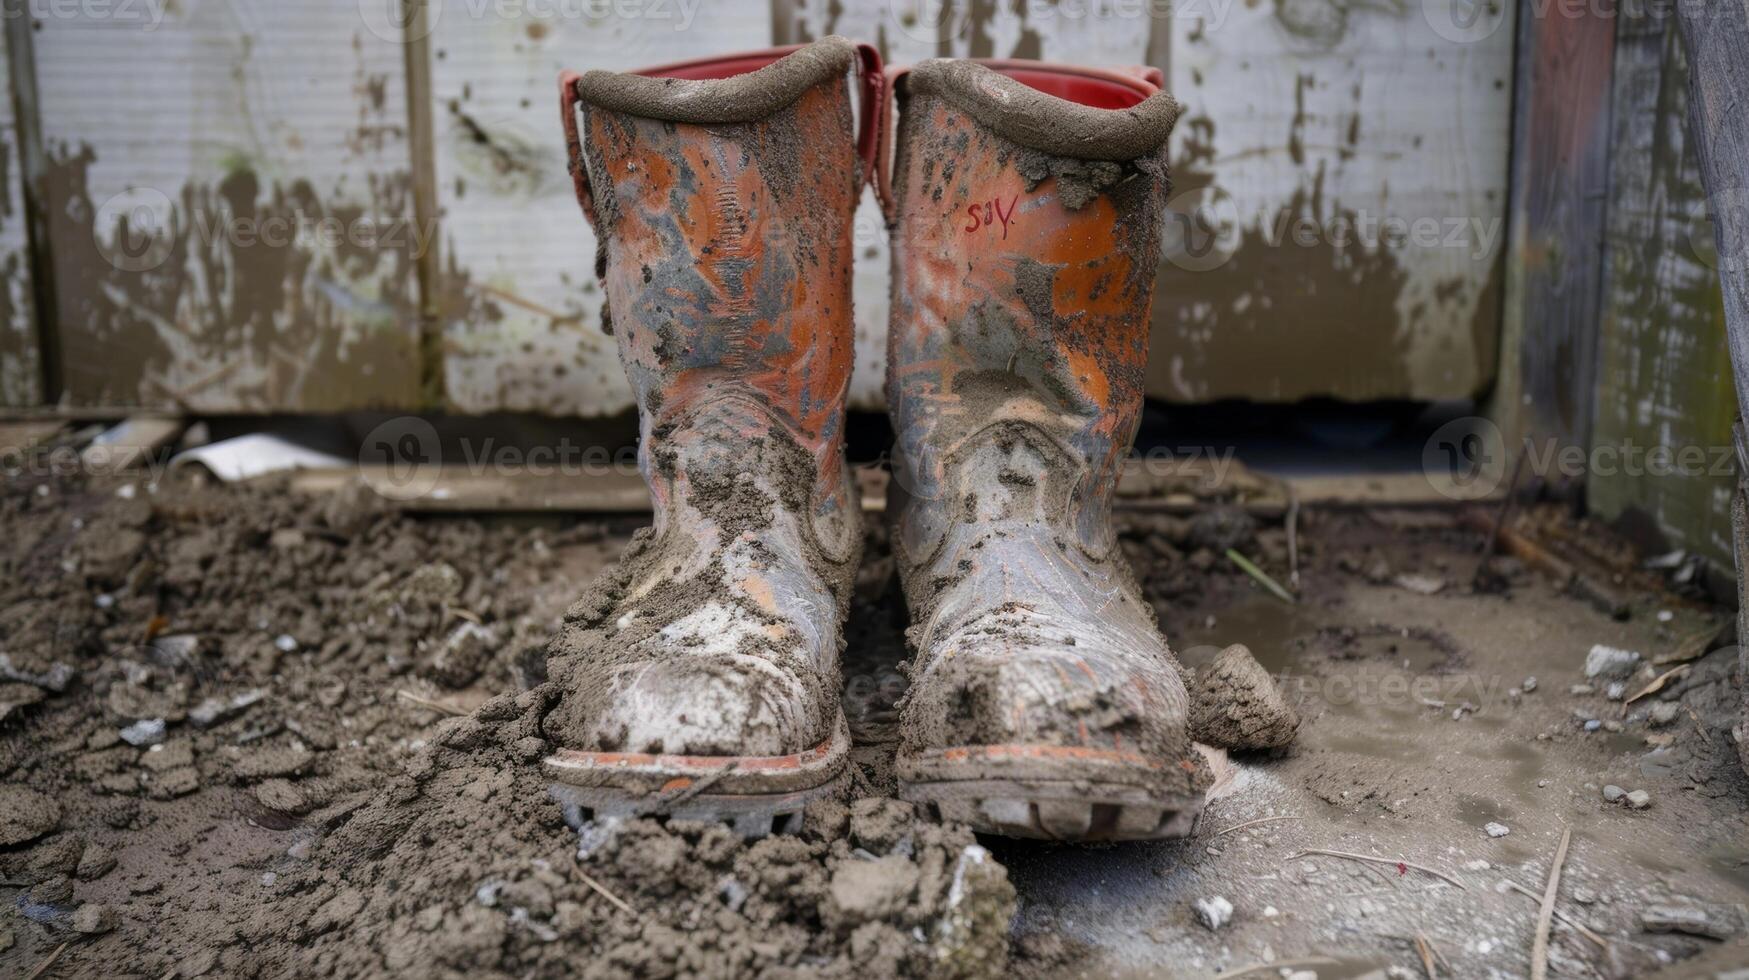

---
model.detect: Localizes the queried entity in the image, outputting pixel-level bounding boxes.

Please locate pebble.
[1626,790,1651,809]
[274,634,299,653]
[1585,645,1642,680]
[72,903,117,934]
[1605,681,1627,701]
[1464,859,1492,870]
[1649,702,1681,727]
[1570,684,1595,696]
[1602,720,1623,733]
[1484,822,1511,838]
[1584,720,1602,733]
[1603,785,1627,803]
[1522,676,1538,693]
[1193,896,1234,931]
[1641,902,1740,939]
[189,688,266,728]
[119,718,166,747]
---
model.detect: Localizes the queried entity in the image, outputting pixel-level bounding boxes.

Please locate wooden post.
[1497,0,1619,491]
[1671,0,1749,774]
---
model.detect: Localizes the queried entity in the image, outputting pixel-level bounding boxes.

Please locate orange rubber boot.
[546,38,884,835]
[883,59,1210,841]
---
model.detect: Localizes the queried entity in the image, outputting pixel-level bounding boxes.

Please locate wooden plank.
[1588,4,1734,570]
[1497,0,1616,469]
[1672,1,1749,423]
[0,9,45,407]
[32,1,425,412]
[430,1,767,415]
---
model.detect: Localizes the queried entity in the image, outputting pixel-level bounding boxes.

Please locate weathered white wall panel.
[432,1,769,415]
[33,0,424,411]
[0,31,41,408]
[1151,0,1513,402]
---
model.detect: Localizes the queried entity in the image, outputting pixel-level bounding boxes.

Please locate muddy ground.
[1,465,1745,978]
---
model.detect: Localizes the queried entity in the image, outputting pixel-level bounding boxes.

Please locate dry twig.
[1500,880,1607,947]
[1209,815,1300,838]
[1530,828,1573,980]
[26,943,69,980]
[1414,933,1439,979]
[1290,848,1468,890]
[577,868,637,916]
[1227,549,1296,605]
[394,689,468,717]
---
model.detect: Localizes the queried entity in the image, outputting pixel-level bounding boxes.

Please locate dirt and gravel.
[2,462,1746,978]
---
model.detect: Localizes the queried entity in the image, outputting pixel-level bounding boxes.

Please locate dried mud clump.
[1189,644,1300,752]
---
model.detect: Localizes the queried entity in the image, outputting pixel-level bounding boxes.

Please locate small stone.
[28,875,74,905]
[1626,790,1651,809]
[76,843,116,881]
[274,634,299,653]
[1464,859,1492,871]
[1584,720,1602,733]
[1521,676,1538,693]
[1648,702,1681,727]
[1193,896,1234,930]
[829,856,920,926]
[1585,645,1641,680]
[119,718,166,747]
[1602,719,1623,733]
[189,688,266,728]
[1484,822,1511,838]
[1263,905,1279,918]
[0,786,62,846]
[72,903,117,934]
[1603,785,1626,803]
[1642,902,1740,940]
[1606,682,1627,701]
[1569,684,1595,696]
[146,766,201,799]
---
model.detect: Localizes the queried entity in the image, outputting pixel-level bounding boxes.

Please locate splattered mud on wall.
[31,1,424,411]
[1152,0,1511,403]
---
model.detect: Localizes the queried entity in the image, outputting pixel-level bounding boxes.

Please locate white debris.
[1193,896,1234,931]
[119,718,166,747]
[1484,822,1511,838]
[1585,645,1642,680]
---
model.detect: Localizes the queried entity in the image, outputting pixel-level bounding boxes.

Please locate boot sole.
[896,743,1205,841]
[544,713,850,838]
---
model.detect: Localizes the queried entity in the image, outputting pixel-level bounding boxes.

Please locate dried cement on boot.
[573,36,855,126]
[903,59,1180,162]
[1189,643,1301,751]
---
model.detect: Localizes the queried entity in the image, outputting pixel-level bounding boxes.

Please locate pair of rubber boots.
[545,37,1293,842]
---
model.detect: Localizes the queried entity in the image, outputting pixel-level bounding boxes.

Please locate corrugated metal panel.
[33,0,424,411]
[0,28,41,408]
[1590,6,1737,569]
[431,2,769,415]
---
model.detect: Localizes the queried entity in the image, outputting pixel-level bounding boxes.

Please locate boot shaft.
[567,38,875,462]
[885,59,1179,559]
